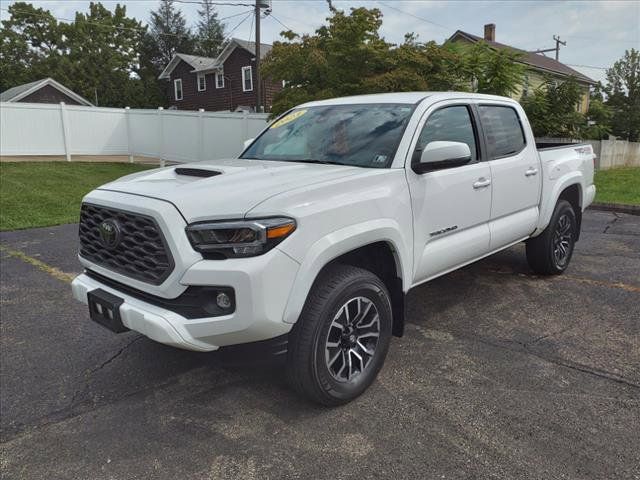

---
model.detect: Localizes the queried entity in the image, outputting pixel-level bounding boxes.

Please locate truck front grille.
[79,203,174,285]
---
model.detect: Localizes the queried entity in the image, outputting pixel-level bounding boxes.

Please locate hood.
[98,158,364,222]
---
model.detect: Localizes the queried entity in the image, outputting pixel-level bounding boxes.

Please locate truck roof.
[299,91,516,107]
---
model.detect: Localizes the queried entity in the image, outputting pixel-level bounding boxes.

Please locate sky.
[1,0,639,84]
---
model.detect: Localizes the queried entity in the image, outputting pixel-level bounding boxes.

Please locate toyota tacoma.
[72,92,596,405]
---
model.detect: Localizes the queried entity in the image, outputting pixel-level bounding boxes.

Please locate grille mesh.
[79,203,174,285]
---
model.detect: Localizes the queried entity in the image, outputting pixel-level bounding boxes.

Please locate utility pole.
[552,35,566,60]
[529,35,567,61]
[255,0,262,113]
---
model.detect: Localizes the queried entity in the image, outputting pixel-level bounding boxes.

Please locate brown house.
[0,77,93,106]
[158,38,282,112]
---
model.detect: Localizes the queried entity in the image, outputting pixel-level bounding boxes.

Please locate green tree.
[262,7,391,115]
[64,2,148,107]
[145,0,195,73]
[262,5,526,116]
[605,48,640,141]
[195,0,225,57]
[460,41,525,97]
[0,2,164,108]
[582,90,612,140]
[0,2,66,91]
[520,76,587,138]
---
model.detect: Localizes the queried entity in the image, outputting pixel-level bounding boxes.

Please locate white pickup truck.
[72,92,596,405]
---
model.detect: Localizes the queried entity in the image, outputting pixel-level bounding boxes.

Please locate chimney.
[484,23,495,42]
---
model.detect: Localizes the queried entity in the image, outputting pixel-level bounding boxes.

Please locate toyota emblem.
[99,219,121,249]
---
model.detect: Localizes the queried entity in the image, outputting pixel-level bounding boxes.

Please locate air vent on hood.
[174,167,222,178]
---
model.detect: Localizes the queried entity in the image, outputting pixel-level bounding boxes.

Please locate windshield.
[240,103,415,168]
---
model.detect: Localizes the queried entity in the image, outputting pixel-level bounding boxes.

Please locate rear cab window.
[478,105,526,158]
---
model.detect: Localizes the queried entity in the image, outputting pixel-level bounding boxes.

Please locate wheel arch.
[281,222,411,338]
[534,174,584,238]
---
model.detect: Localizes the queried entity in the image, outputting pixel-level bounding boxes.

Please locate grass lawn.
[0,162,154,231]
[594,167,640,206]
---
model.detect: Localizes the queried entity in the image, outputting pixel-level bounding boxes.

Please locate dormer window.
[197,73,206,92]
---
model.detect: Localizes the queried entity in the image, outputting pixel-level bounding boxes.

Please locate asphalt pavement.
[0,210,638,480]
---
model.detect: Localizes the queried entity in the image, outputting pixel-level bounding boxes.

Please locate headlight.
[185,217,296,258]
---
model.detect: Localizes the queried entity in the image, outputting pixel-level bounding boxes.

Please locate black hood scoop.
[174,167,222,178]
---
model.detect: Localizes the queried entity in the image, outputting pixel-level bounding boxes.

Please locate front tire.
[286,264,393,406]
[526,199,577,275]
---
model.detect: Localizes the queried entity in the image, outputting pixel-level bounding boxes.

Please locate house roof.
[0,77,94,105]
[448,30,596,85]
[158,38,273,80]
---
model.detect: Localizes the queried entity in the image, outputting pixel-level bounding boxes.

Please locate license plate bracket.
[87,289,128,333]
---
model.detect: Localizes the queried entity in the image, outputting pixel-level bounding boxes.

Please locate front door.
[407,103,492,284]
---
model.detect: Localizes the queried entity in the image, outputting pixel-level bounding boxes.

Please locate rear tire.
[526,199,577,275]
[286,264,392,406]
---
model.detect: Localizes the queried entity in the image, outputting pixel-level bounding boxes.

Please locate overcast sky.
[2,0,639,84]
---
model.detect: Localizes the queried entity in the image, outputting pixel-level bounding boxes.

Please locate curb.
[588,202,640,216]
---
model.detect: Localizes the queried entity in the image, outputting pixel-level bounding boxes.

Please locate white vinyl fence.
[536,137,640,170]
[0,102,269,163]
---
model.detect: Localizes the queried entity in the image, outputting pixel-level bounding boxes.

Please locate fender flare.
[534,172,584,236]
[280,219,412,325]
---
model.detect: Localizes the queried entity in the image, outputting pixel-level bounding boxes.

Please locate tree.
[195,0,225,57]
[605,48,640,141]
[520,76,587,138]
[145,0,195,74]
[0,2,66,91]
[459,41,525,97]
[262,5,526,116]
[581,88,612,140]
[64,2,148,107]
[0,2,164,108]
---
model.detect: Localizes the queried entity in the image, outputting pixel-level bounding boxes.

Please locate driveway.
[1,210,638,480]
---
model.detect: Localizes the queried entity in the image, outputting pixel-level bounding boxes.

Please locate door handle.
[473,178,491,189]
[525,167,538,177]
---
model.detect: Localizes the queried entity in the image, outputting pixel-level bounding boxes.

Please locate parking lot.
[0,209,638,480]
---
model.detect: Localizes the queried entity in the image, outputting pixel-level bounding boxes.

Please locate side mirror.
[413,141,472,173]
[243,138,255,150]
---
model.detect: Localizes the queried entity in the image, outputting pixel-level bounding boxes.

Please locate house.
[158,38,282,112]
[448,24,596,113]
[0,78,93,106]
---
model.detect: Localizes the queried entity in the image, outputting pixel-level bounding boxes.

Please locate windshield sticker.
[270,109,307,129]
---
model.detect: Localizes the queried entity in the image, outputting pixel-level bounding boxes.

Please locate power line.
[269,14,293,32]
[566,63,608,71]
[0,6,253,40]
[173,1,255,6]
[248,8,254,44]
[376,1,451,32]
[219,10,253,44]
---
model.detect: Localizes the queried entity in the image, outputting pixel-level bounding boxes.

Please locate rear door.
[477,103,542,249]
[407,102,492,284]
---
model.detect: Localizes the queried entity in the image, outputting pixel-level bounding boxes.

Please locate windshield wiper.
[296,159,346,166]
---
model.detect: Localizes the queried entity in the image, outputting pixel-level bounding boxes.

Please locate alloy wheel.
[552,213,573,268]
[324,296,380,383]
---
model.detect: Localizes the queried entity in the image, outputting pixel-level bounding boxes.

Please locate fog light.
[216,292,232,309]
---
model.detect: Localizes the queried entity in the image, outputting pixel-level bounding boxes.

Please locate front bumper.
[72,248,300,351]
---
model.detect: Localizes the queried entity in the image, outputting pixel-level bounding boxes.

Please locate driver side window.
[416,106,478,162]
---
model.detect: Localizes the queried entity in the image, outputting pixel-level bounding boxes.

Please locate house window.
[215,71,224,89]
[197,73,206,92]
[174,78,183,101]
[242,66,253,92]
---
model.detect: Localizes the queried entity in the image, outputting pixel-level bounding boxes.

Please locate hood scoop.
[174,167,222,178]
